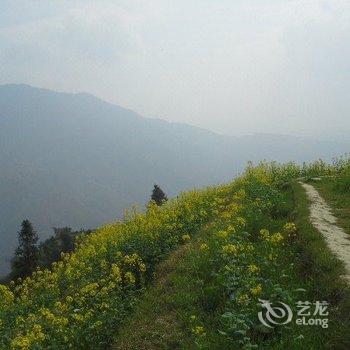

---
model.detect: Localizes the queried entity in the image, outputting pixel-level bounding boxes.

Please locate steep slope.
[0,84,349,275]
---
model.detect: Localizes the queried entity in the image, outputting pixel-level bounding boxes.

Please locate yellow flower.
[243,243,254,253]
[111,264,122,281]
[227,225,236,234]
[192,325,206,336]
[220,211,232,220]
[40,308,55,322]
[32,324,45,341]
[124,254,138,266]
[283,222,297,234]
[54,301,64,310]
[216,230,228,239]
[0,284,14,307]
[182,234,191,242]
[269,232,284,244]
[15,316,25,326]
[100,302,109,310]
[222,244,238,255]
[200,243,209,252]
[228,203,241,213]
[124,272,136,285]
[108,281,116,290]
[139,263,147,273]
[251,284,262,296]
[72,314,84,322]
[81,283,99,296]
[248,264,260,274]
[259,228,270,240]
[237,293,250,305]
[236,217,246,227]
[100,259,108,269]
[11,336,31,349]
[268,253,276,261]
[93,320,103,328]
[10,324,46,350]
[233,189,246,200]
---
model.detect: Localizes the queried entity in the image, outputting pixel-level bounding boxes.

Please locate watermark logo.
[258,299,329,329]
[258,299,293,328]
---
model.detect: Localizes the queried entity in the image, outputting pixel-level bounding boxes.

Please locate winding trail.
[300,182,350,282]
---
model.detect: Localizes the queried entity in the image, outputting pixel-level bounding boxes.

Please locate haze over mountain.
[0,84,349,276]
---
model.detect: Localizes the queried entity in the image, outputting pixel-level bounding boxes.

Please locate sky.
[1,0,350,139]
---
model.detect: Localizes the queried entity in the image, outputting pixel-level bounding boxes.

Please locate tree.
[37,227,90,268]
[11,220,39,280]
[38,235,61,268]
[54,227,75,253]
[151,184,168,205]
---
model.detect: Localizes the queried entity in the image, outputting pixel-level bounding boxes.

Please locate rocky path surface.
[300,182,350,282]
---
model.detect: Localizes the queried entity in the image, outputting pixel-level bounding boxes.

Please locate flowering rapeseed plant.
[182,234,191,242]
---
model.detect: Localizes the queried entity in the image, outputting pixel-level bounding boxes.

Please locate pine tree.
[151,184,168,206]
[11,219,39,280]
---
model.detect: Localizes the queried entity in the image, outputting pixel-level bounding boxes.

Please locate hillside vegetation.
[1,159,350,349]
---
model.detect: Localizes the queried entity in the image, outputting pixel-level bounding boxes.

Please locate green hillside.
[1,159,350,349]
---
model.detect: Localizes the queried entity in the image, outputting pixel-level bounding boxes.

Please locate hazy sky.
[1,0,350,138]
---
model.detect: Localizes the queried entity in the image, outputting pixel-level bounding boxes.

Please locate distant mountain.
[0,84,348,276]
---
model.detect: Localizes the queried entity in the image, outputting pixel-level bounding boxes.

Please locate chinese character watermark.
[258,299,329,329]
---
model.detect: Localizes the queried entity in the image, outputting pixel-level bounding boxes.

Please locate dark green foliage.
[38,227,91,269]
[333,168,350,192]
[151,184,168,206]
[11,220,39,280]
[7,226,91,281]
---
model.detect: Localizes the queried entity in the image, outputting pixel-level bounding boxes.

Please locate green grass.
[112,245,191,350]
[312,177,350,235]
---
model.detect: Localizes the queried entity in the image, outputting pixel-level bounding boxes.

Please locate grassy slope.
[113,245,192,350]
[113,183,350,349]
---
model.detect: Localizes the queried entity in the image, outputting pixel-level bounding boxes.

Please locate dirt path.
[300,182,350,282]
